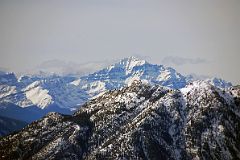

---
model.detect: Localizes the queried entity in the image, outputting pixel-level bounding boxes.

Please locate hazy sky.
[0,0,239,84]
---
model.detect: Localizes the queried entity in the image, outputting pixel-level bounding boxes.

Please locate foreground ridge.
[0,80,240,160]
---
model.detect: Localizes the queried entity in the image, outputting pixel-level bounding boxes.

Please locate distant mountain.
[0,115,28,137]
[0,73,88,111]
[74,56,187,96]
[0,81,239,159]
[0,57,233,119]
[0,57,187,111]
[186,74,232,89]
[205,77,232,89]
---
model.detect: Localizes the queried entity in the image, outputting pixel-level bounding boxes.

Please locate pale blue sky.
[0,0,239,84]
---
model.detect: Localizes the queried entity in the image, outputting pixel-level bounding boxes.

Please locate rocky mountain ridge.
[0,80,239,160]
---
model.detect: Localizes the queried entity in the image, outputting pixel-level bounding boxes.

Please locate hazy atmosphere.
[0,0,239,84]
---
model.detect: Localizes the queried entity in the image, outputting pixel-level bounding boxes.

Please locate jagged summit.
[112,56,147,74]
[80,56,187,91]
[186,74,232,89]
[105,56,147,75]
[206,77,232,89]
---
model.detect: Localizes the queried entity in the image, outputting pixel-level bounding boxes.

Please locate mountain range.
[0,57,233,135]
[0,80,239,159]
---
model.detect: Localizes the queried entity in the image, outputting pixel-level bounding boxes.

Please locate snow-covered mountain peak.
[180,80,214,95]
[205,77,232,89]
[107,56,147,75]
[185,80,211,88]
[181,80,236,107]
[120,56,146,66]
[81,56,187,91]
[186,74,232,89]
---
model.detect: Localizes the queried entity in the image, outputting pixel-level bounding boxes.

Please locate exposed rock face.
[0,81,239,160]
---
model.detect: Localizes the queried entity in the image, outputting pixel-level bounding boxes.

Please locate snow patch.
[24,81,53,109]
[157,70,171,81]
[70,79,81,86]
